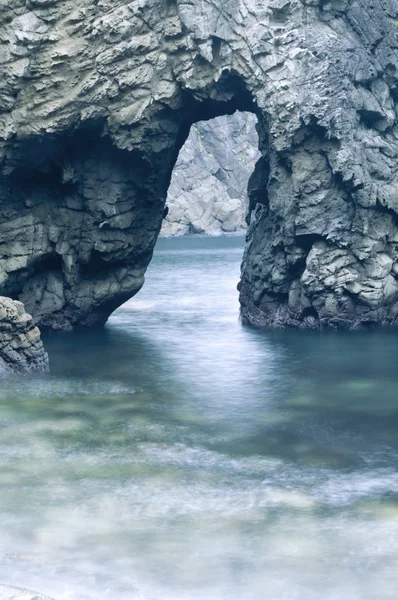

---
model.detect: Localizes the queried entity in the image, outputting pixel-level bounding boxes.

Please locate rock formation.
[0,297,49,374]
[1,0,398,329]
[161,112,259,236]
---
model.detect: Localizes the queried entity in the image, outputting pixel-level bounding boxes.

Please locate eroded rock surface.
[161,112,259,236]
[0,297,49,374]
[1,0,398,329]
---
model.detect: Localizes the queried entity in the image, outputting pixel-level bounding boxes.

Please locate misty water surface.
[0,236,398,600]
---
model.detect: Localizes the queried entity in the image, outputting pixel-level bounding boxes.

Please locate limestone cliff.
[1,0,398,329]
[161,112,259,236]
[0,297,49,374]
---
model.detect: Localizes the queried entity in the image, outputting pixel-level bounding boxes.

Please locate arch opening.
[0,73,273,331]
[161,111,261,238]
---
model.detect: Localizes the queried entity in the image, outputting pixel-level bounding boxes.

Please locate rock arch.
[1,0,398,329]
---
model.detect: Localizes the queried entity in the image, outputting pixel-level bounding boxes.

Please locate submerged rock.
[0,297,49,374]
[0,585,55,600]
[161,113,260,237]
[1,1,398,329]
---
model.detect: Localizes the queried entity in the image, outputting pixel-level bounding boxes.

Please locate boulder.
[0,297,49,374]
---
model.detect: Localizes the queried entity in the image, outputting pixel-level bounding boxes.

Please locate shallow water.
[1,236,398,599]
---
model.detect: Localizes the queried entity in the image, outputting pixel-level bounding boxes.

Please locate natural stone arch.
[1,0,398,330]
[0,71,261,330]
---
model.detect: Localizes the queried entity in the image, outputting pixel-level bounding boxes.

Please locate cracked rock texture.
[2,0,398,329]
[0,297,49,374]
[161,112,260,237]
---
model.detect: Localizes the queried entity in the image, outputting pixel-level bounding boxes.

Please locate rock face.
[1,1,398,329]
[0,297,49,374]
[161,112,260,237]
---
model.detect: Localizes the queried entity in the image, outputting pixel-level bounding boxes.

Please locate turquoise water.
[1,236,398,599]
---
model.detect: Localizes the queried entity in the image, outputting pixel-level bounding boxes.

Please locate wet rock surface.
[0,297,49,374]
[1,1,398,328]
[161,113,259,237]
